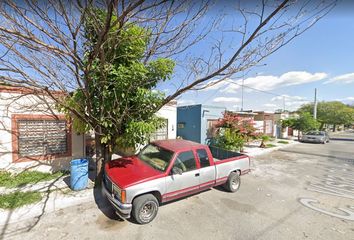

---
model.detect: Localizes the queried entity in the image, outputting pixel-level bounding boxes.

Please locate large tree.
[0,0,336,183]
[298,101,354,131]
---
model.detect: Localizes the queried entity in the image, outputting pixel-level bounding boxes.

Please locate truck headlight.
[113,185,126,203]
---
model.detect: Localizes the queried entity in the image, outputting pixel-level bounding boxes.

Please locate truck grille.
[104,174,113,194]
[104,174,121,199]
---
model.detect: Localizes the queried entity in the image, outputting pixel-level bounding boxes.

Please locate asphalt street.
[2,131,354,240]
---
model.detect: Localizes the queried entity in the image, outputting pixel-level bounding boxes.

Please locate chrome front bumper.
[102,182,132,219]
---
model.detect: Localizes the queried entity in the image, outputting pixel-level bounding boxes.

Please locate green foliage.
[60,9,175,150]
[281,113,319,132]
[0,191,42,209]
[266,144,276,148]
[212,112,258,151]
[277,140,289,144]
[0,171,66,188]
[213,128,245,151]
[261,135,270,142]
[298,101,354,127]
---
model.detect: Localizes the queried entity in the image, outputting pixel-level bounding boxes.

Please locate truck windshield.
[138,144,174,172]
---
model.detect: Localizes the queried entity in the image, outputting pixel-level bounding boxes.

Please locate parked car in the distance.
[300,131,330,144]
[103,139,250,224]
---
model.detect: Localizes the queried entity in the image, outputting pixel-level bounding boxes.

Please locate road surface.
[2,131,354,240]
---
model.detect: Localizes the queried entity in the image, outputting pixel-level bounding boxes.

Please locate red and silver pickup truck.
[103,139,250,224]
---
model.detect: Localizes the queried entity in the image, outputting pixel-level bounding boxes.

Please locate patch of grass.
[0,171,67,188]
[277,140,289,144]
[266,144,277,148]
[0,191,42,209]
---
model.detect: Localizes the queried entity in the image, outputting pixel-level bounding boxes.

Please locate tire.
[223,172,241,192]
[132,194,159,224]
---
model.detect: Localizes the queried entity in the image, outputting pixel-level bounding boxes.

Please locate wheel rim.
[231,176,240,190]
[139,201,157,222]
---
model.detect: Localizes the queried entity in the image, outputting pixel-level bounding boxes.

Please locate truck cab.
[103,139,250,224]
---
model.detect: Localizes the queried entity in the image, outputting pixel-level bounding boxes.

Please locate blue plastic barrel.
[70,159,88,191]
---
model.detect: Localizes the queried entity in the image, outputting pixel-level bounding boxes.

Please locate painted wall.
[155,102,177,139]
[0,90,84,172]
[200,105,225,144]
[177,104,225,144]
[177,105,201,143]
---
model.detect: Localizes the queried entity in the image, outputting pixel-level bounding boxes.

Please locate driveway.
[2,131,354,240]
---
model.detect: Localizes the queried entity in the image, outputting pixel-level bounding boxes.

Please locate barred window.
[17,119,68,157]
[150,119,168,141]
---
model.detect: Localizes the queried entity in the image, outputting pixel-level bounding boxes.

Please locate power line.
[225,80,309,101]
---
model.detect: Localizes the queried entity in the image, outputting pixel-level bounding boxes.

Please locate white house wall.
[0,91,84,172]
[155,103,177,139]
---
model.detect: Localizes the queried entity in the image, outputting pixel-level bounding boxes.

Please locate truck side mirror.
[172,167,183,175]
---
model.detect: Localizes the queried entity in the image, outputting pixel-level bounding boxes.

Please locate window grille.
[150,119,168,141]
[17,119,68,156]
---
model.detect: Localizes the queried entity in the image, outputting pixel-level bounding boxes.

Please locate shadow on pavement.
[93,186,125,222]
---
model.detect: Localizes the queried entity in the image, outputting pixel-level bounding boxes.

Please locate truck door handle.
[195,173,200,177]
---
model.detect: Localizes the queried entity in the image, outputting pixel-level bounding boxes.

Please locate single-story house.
[177,104,226,144]
[253,111,276,137]
[0,85,176,172]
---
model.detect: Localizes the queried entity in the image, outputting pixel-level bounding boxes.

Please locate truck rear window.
[138,144,174,172]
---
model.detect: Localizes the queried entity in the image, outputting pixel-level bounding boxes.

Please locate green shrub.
[277,140,289,144]
[266,144,276,148]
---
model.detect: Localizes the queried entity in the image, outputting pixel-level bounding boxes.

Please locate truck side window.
[174,151,197,172]
[197,149,210,168]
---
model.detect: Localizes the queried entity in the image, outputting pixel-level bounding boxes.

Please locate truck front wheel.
[132,194,159,224]
[223,172,241,192]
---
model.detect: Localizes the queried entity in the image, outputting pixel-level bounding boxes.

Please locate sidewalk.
[0,176,95,226]
[0,139,299,226]
[242,138,299,157]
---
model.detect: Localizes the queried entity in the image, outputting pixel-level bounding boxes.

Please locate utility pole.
[241,75,245,112]
[241,77,244,111]
[314,88,317,119]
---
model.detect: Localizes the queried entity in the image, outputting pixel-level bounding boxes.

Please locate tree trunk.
[94,134,112,187]
[332,124,336,132]
[298,131,301,141]
[259,140,265,148]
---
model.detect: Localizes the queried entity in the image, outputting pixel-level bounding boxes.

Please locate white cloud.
[271,94,307,102]
[335,96,354,103]
[197,79,230,91]
[213,97,241,103]
[199,71,327,94]
[324,73,354,84]
[269,95,310,110]
[263,103,277,107]
[177,99,196,106]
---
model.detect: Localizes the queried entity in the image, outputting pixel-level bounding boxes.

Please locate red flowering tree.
[211,111,258,152]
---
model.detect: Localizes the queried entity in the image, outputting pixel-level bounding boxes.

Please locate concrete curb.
[0,187,95,226]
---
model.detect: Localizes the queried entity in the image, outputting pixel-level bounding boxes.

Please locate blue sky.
[162,1,354,111]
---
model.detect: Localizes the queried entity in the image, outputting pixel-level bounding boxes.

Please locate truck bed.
[208,146,250,181]
[209,146,244,161]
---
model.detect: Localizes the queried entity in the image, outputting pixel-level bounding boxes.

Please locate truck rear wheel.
[223,172,241,192]
[132,194,159,224]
